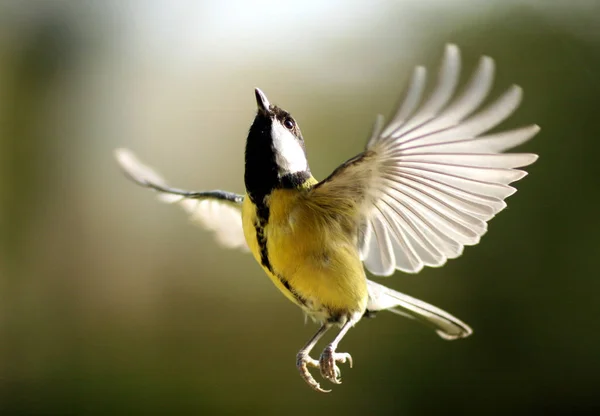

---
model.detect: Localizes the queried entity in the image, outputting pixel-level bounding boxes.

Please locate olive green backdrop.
[1,1,599,415]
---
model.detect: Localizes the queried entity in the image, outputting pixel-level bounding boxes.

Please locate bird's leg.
[319,319,356,384]
[296,323,332,393]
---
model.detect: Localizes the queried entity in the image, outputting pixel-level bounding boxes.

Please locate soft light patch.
[271,121,308,174]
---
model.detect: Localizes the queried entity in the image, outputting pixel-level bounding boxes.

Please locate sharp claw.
[322,362,341,384]
[296,346,354,391]
[314,384,331,393]
[297,353,331,393]
[338,352,352,368]
[319,346,353,385]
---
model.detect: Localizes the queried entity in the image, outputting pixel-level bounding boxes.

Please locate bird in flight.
[115,44,539,393]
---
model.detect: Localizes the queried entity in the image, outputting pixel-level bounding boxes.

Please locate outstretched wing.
[311,44,539,276]
[115,149,249,251]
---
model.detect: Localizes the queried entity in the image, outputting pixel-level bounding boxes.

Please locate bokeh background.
[1,0,599,414]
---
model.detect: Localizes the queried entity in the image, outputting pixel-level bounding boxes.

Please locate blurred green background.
[1,0,599,414]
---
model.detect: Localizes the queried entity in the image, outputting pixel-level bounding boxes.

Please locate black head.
[244,88,311,203]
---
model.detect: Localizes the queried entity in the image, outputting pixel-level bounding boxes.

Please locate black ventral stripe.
[252,199,306,306]
[254,216,271,272]
[278,274,307,306]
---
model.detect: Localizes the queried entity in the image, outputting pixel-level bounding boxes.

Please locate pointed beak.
[255,88,271,114]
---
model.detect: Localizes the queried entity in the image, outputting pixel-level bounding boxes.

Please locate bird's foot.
[296,352,331,393]
[319,345,353,384]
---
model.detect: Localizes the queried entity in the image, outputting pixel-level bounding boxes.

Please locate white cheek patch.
[271,121,308,174]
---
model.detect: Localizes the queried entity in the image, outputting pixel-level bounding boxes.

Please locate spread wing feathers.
[366,280,472,340]
[114,148,249,251]
[314,44,539,276]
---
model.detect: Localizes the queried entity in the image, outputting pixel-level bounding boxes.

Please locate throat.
[245,162,312,207]
[280,171,313,189]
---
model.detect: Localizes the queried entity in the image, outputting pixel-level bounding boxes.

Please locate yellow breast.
[241,186,368,319]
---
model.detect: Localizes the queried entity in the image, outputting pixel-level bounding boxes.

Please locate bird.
[115,44,539,393]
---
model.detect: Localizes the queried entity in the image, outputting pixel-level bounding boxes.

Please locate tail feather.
[366,280,473,340]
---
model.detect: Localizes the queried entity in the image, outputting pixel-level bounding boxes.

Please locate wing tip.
[441,43,461,76]
[480,55,494,66]
[397,263,425,275]
[509,84,524,99]
[114,147,146,184]
[521,153,539,166]
[476,55,495,79]
[512,169,529,182]
[436,324,473,340]
[114,147,135,170]
[444,43,460,57]
[516,124,541,145]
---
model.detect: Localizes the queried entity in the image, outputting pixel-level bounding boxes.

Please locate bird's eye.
[283,118,295,130]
